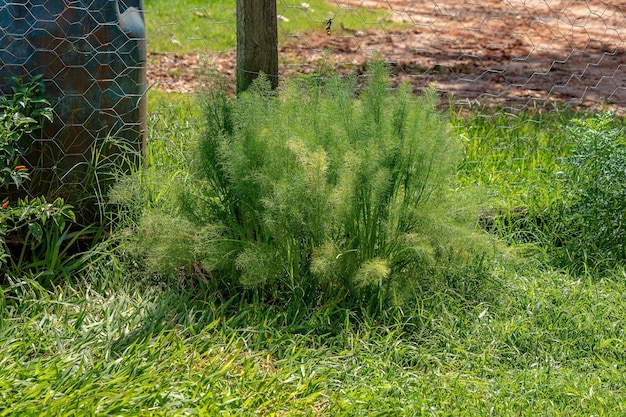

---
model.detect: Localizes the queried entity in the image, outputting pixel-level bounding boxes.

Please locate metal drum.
[0,0,146,223]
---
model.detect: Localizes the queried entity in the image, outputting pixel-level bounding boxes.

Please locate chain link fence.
[146,0,626,113]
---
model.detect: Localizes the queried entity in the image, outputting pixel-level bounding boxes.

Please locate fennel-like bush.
[171,63,480,306]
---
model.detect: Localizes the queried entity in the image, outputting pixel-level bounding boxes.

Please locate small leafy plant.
[0,74,53,189]
[1,76,81,280]
[0,196,77,274]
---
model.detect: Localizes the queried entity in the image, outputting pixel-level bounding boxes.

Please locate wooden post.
[236,0,278,94]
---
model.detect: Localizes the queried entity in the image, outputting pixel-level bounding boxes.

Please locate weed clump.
[553,113,626,272]
[138,63,495,309]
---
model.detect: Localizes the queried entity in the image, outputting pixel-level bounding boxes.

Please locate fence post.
[236,0,278,93]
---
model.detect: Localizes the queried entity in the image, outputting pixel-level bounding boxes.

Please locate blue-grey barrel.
[0,0,146,222]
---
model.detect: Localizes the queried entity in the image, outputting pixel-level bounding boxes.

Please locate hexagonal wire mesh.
[145,0,626,111]
[0,0,146,224]
[2,0,625,223]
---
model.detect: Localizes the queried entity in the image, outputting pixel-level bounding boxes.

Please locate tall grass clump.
[131,62,496,310]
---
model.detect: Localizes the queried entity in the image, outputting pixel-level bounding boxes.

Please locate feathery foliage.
[150,62,490,309]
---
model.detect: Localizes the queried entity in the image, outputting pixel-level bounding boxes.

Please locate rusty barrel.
[0,0,146,224]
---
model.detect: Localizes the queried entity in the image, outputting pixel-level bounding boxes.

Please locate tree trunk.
[236,0,279,94]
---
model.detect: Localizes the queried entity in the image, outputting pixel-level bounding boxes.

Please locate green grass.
[3,73,626,415]
[453,109,626,271]
[2,260,625,415]
[453,109,577,209]
[143,0,402,54]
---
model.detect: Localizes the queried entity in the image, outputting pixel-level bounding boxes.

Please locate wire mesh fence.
[146,0,626,113]
[2,0,625,224]
[1,0,145,223]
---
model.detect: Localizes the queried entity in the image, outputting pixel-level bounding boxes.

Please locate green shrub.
[137,63,494,308]
[555,112,626,271]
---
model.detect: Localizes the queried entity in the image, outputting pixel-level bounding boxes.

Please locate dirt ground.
[147,0,626,112]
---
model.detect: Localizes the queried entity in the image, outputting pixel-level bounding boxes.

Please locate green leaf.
[28,222,43,242]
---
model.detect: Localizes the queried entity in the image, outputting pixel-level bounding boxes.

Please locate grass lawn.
[2,266,626,415]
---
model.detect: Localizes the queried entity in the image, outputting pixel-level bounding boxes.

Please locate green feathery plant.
[130,62,495,310]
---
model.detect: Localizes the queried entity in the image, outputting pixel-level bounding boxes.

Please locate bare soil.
[147,0,626,112]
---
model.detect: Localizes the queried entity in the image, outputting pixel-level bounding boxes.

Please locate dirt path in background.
[147,0,626,111]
